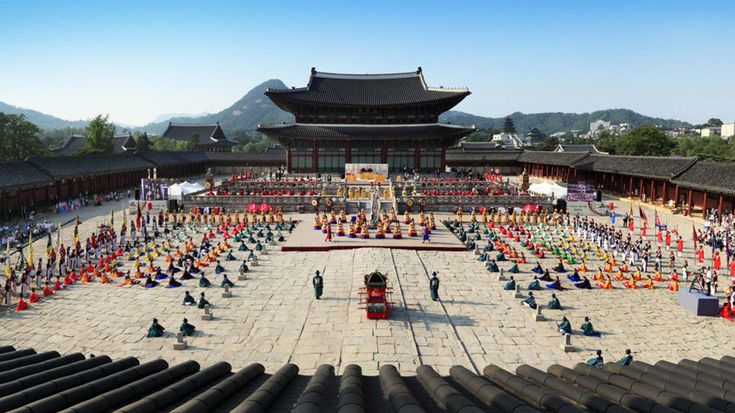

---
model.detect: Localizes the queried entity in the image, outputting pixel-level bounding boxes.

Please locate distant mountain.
[150,111,211,124]
[0,101,87,130]
[439,109,692,134]
[140,79,293,135]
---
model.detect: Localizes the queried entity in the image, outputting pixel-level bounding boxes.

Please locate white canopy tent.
[168,181,205,200]
[528,182,567,199]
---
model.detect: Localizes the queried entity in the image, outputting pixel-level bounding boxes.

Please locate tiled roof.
[26,154,154,178]
[573,154,697,179]
[454,141,502,151]
[137,151,208,167]
[53,133,138,155]
[266,68,470,108]
[518,151,591,166]
[671,161,735,196]
[204,151,287,164]
[0,161,52,190]
[446,150,523,163]
[162,124,228,144]
[0,346,732,413]
[258,123,476,142]
[555,144,606,154]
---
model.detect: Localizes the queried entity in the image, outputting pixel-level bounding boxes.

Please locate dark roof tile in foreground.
[555,144,607,154]
[518,151,590,166]
[26,154,154,178]
[137,151,208,166]
[266,68,470,108]
[446,150,523,164]
[574,154,697,179]
[161,124,227,143]
[0,346,727,413]
[671,160,735,196]
[0,161,52,190]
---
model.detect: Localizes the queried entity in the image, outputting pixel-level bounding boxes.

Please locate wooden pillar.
[286,148,291,172]
[662,180,667,202]
[312,143,318,173]
[718,194,724,218]
[702,191,708,216]
[674,185,680,205]
[687,189,693,212]
[414,148,421,172]
[639,179,644,199]
[345,147,351,164]
[380,148,388,164]
[650,180,655,201]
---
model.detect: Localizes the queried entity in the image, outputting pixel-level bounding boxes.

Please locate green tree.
[531,136,559,151]
[707,118,723,127]
[136,132,152,151]
[189,133,200,150]
[503,116,516,134]
[82,114,116,154]
[0,113,47,161]
[614,125,675,156]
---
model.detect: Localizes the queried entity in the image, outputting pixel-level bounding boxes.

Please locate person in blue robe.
[586,350,604,368]
[581,317,601,337]
[167,277,181,288]
[144,276,159,288]
[546,276,565,290]
[147,318,165,337]
[429,272,440,301]
[503,276,516,290]
[238,242,248,251]
[496,252,507,261]
[487,260,499,273]
[239,261,249,274]
[180,318,196,336]
[547,293,562,309]
[574,276,592,289]
[532,262,543,274]
[558,316,572,335]
[221,274,234,288]
[521,291,537,309]
[528,276,541,291]
[199,274,211,288]
[567,269,581,282]
[313,270,323,299]
[183,291,195,305]
[197,292,210,309]
[617,349,633,366]
[539,269,553,281]
[214,261,225,275]
[225,250,236,261]
[508,263,520,273]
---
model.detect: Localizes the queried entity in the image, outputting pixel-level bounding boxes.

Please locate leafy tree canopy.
[82,114,115,154]
[0,112,47,161]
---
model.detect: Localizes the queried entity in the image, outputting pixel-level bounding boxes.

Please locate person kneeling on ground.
[581,316,601,337]
[547,293,562,310]
[221,274,234,288]
[147,318,165,337]
[586,350,604,368]
[521,291,537,309]
[504,276,516,290]
[183,291,195,305]
[198,292,210,309]
[180,318,196,336]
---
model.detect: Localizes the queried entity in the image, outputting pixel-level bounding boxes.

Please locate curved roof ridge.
[312,70,421,80]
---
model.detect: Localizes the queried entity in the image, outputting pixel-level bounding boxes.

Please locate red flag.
[135,203,142,229]
[654,210,661,227]
[638,206,647,224]
[692,223,697,249]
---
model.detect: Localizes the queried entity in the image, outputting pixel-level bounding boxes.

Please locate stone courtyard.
[1,198,734,377]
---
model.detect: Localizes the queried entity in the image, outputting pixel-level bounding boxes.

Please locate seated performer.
[547,293,562,310]
[144,276,159,288]
[239,260,249,274]
[477,251,488,262]
[521,291,537,309]
[558,316,572,335]
[43,282,54,296]
[147,318,165,337]
[574,276,592,290]
[487,260,499,273]
[29,288,40,304]
[546,276,565,291]
[552,258,566,273]
[225,250,236,261]
[581,317,601,337]
[197,292,210,309]
[154,268,168,280]
[577,261,588,273]
[214,261,225,275]
[503,276,516,291]
[508,263,520,273]
[597,275,613,289]
[180,318,196,336]
[643,275,655,289]
[496,252,507,262]
[199,274,211,288]
[617,349,633,366]
[539,269,553,282]
[238,242,248,252]
[567,269,581,282]
[528,276,542,291]
[623,275,638,289]
[167,276,182,288]
[221,274,234,288]
[586,350,604,368]
[720,301,735,322]
[183,291,196,305]
[667,279,679,292]
[532,262,543,274]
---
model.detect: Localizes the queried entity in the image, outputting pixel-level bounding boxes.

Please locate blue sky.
[1,0,733,126]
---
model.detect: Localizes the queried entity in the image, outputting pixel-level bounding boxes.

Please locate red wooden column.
[662,181,667,202]
[687,189,693,213]
[674,185,680,205]
[639,179,644,199]
[345,147,351,164]
[380,148,388,164]
[718,194,724,218]
[628,176,633,196]
[702,191,708,216]
[650,180,655,201]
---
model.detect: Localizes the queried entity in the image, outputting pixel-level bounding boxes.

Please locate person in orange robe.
[668,280,679,291]
[643,276,654,289]
[100,272,110,284]
[597,275,612,289]
[652,271,662,282]
[713,252,722,272]
[614,270,625,281]
[80,271,92,283]
[623,276,637,289]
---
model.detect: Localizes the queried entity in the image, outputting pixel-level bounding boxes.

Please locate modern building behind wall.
[257,67,476,173]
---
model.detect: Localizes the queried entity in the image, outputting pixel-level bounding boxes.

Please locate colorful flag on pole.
[136,203,142,229]
[123,207,127,231]
[73,216,79,243]
[638,205,647,224]
[46,231,52,257]
[4,242,10,277]
[27,230,33,264]
[654,210,661,228]
[692,223,697,249]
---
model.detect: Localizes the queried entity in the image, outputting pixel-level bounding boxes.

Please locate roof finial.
[417,66,422,74]
[311,67,316,75]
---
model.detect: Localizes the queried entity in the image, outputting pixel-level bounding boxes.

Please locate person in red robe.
[16,298,28,312]
[696,247,705,264]
[43,282,54,296]
[677,237,684,258]
[729,260,735,281]
[656,229,663,247]
[665,232,672,250]
[29,288,40,303]
[720,302,734,322]
[53,277,62,291]
[714,252,722,272]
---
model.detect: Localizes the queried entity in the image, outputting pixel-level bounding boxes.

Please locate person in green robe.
[225,250,236,261]
[477,252,488,262]
[183,291,196,306]
[581,317,601,337]
[496,252,507,261]
[547,293,562,310]
[617,349,633,366]
[147,318,165,337]
[221,274,234,288]
[508,263,520,273]
[214,260,225,275]
[255,241,263,251]
[238,242,248,251]
[587,350,604,368]
[180,318,196,336]
[198,292,210,309]
[528,276,541,291]
[503,276,516,290]
[239,261,249,274]
[313,270,323,299]
[487,260,499,273]
[558,316,572,335]
[521,292,537,309]
[199,274,211,288]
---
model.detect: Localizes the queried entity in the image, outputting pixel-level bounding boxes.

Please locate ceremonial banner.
[566,180,596,202]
